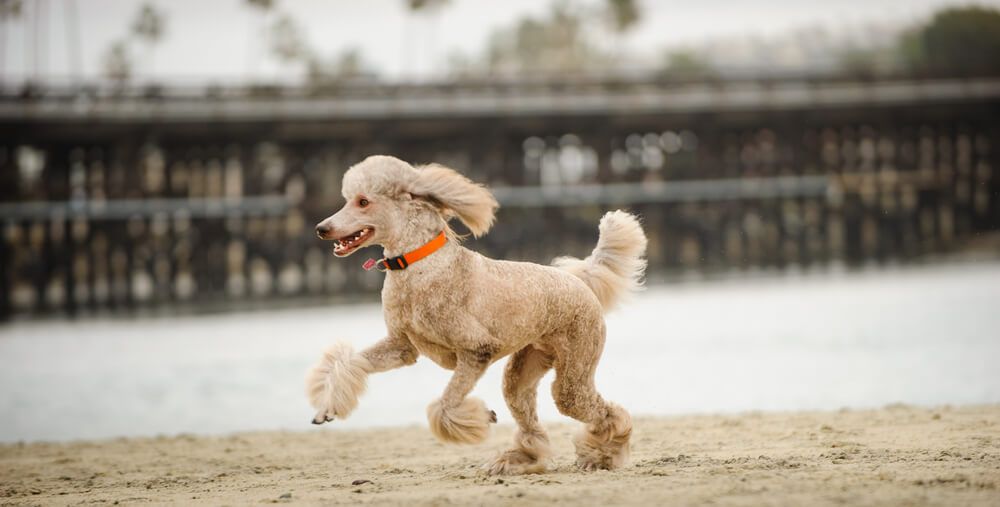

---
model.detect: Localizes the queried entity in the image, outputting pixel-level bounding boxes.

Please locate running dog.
[307,155,647,474]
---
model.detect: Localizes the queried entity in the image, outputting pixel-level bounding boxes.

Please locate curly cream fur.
[484,430,551,475]
[552,210,648,311]
[427,397,496,444]
[572,404,633,471]
[305,342,372,423]
[408,163,498,237]
[309,155,646,474]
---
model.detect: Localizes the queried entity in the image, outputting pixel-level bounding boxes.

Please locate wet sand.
[1,405,998,506]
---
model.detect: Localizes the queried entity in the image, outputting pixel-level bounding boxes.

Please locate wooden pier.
[1,76,997,318]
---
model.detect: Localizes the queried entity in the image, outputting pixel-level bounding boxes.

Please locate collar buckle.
[361,231,447,272]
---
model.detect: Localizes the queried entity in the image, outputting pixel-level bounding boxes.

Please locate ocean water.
[1,262,999,443]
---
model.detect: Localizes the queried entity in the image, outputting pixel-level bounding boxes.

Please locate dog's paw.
[574,438,626,471]
[483,430,550,475]
[483,449,547,475]
[305,342,373,423]
[311,411,334,425]
[576,456,613,472]
[427,397,494,444]
[572,406,632,471]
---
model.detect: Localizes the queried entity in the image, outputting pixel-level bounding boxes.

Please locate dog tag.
[362,258,377,271]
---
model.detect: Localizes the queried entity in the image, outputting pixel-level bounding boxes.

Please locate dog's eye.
[358,198,370,208]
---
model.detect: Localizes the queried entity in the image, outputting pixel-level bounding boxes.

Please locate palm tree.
[269,13,309,66]
[606,0,639,33]
[244,0,274,82]
[0,0,23,79]
[605,0,640,71]
[130,2,165,82]
[403,0,449,78]
[102,39,131,84]
[64,0,82,85]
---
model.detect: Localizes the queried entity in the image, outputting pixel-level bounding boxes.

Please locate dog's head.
[315,155,498,257]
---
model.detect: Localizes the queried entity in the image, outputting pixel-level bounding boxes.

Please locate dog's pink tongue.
[362,258,377,271]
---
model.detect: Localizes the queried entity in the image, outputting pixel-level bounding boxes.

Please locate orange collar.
[364,231,448,272]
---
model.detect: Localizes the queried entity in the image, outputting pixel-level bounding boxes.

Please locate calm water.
[1,262,999,443]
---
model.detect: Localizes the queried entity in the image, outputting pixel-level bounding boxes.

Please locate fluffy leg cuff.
[573,405,632,471]
[306,342,373,423]
[427,397,496,444]
[483,430,551,475]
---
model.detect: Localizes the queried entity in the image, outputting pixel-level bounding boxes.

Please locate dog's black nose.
[316,224,331,238]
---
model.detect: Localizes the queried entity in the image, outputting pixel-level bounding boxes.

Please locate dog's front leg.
[306,335,418,424]
[426,353,495,444]
[358,334,419,373]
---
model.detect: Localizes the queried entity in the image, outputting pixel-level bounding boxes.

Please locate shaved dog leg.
[484,345,553,475]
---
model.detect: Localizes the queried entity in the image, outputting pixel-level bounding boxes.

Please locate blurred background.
[0,0,998,442]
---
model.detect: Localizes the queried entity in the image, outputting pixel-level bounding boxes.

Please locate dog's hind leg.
[427,353,495,444]
[484,345,553,475]
[551,322,632,471]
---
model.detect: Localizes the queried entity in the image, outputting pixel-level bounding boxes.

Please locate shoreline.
[5,256,998,326]
[2,404,997,506]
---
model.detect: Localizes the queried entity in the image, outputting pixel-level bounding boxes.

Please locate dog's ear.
[409,164,498,237]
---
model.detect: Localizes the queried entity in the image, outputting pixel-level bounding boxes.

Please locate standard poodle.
[306,155,647,474]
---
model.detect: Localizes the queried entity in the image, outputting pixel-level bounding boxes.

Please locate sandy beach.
[1,404,997,506]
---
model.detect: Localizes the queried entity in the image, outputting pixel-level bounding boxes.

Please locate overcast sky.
[2,0,998,84]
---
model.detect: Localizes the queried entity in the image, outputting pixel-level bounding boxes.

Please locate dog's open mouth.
[333,227,374,257]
